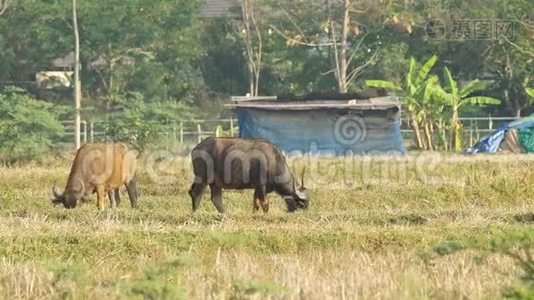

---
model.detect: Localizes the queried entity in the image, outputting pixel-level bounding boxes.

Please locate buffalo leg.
[96,186,105,211]
[256,185,269,213]
[114,189,121,207]
[107,189,120,208]
[209,184,225,213]
[108,190,116,209]
[189,183,206,212]
[253,189,261,213]
[125,179,138,209]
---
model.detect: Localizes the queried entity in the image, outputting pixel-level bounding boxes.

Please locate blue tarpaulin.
[466,117,534,153]
[231,95,406,156]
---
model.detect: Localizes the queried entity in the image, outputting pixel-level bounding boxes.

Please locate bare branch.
[346,32,369,67]
[268,25,334,47]
[320,69,335,76]
[277,3,315,47]
[502,35,534,59]
[346,48,378,85]
[511,14,534,33]
[326,0,342,86]
[241,0,263,96]
[0,0,10,15]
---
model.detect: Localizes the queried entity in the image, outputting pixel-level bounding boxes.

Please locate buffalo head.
[285,167,310,212]
[51,178,84,209]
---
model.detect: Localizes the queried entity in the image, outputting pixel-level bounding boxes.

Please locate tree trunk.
[409,111,424,149]
[73,0,81,150]
[338,0,350,93]
[438,119,448,151]
[453,121,464,152]
[451,109,464,152]
[0,0,9,15]
[329,0,350,93]
[242,0,262,96]
[423,116,434,151]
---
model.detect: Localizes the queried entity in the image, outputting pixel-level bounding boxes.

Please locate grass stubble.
[0,153,532,299]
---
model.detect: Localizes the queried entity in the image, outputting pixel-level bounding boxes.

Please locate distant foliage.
[101,92,193,151]
[0,86,65,162]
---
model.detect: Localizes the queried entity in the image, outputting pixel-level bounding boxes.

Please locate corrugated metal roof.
[200,0,241,18]
[225,95,401,111]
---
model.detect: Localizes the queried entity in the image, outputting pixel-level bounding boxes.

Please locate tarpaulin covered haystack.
[466,117,534,154]
[226,91,406,156]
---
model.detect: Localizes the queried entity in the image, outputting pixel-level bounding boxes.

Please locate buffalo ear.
[74,178,85,194]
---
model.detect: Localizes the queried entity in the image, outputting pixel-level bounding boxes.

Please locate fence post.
[180,122,184,144]
[82,120,87,144]
[173,122,177,141]
[230,118,235,137]
[475,120,480,142]
[488,114,493,130]
[90,121,94,142]
[215,125,223,137]
[197,123,202,143]
[469,119,474,147]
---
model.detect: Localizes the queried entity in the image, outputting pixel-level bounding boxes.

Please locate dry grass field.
[0,153,533,299]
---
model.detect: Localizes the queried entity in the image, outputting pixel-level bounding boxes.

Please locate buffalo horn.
[301,166,306,187]
[52,184,62,198]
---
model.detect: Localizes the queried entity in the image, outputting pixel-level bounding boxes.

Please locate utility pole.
[72,0,81,149]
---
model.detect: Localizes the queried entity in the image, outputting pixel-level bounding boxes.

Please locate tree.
[78,0,202,101]
[102,92,193,151]
[0,0,72,83]
[0,87,65,162]
[327,0,380,93]
[241,0,263,96]
[265,0,382,93]
[0,0,9,15]
[199,19,248,95]
[439,67,501,151]
[72,0,81,150]
[366,55,439,149]
[474,0,534,117]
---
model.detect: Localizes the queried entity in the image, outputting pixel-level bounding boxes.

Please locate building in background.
[227,91,406,155]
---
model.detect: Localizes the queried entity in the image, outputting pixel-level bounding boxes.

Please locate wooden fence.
[59,116,518,149]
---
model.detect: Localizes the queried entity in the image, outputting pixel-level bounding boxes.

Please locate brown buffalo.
[189,137,309,213]
[52,143,138,210]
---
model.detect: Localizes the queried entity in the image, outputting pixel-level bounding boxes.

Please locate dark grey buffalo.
[189,137,309,213]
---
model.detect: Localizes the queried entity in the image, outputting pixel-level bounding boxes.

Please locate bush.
[100,92,194,152]
[0,86,65,163]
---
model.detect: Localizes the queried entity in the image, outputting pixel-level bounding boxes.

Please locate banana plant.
[366,55,439,149]
[437,67,501,151]
[527,87,534,98]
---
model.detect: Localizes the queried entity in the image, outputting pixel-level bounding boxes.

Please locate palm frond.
[443,67,458,95]
[407,57,417,92]
[459,80,486,98]
[461,96,501,106]
[365,80,403,92]
[415,55,438,85]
